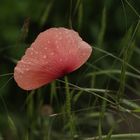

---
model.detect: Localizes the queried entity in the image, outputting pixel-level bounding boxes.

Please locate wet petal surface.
[14,27,92,90]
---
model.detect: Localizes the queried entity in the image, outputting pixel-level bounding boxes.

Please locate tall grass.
[0,0,140,140]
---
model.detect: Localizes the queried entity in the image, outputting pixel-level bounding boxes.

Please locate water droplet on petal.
[14,27,92,90]
[43,55,46,59]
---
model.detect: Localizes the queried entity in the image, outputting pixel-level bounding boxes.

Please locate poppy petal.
[14,27,92,90]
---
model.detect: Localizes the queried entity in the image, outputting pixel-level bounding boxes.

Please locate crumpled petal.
[14,27,92,90]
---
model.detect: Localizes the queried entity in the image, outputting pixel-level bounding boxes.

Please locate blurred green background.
[0,0,140,140]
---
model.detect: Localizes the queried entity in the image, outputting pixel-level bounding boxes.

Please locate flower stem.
[64,76,76,137]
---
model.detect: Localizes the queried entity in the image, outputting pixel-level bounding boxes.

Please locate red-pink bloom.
[14,27,92,90]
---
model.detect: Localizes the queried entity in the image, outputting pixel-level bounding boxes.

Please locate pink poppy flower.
[14,27,92,90]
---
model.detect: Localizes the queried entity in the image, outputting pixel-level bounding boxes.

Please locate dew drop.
[56,46,59,49]
[58,37,62,40]
[55,40,58,44]
[26,68,29,71]
[35,51,39,54]
[30,48,34,51]
[50,52,54,56]
[43,55,47,59]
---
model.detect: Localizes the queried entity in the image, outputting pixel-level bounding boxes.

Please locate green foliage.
[0,0,140,140]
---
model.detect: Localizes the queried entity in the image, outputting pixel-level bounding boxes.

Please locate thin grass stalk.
[64,76,76,137]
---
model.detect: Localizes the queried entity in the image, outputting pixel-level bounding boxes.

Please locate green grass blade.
[97,6,107,48]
